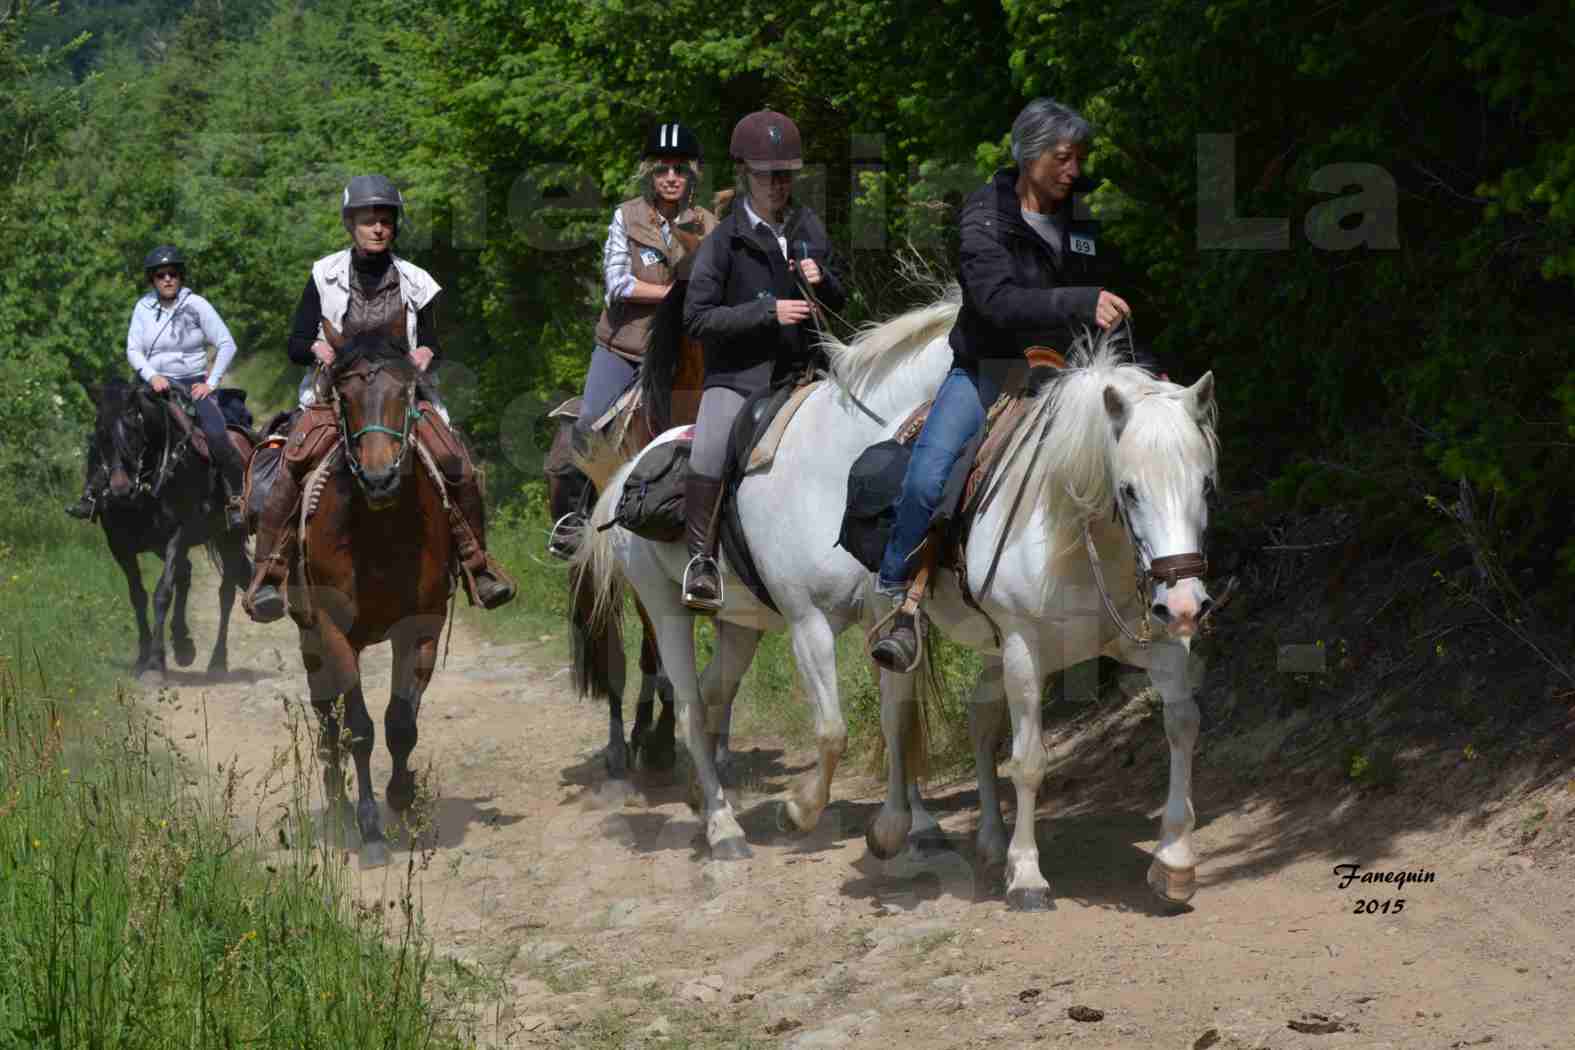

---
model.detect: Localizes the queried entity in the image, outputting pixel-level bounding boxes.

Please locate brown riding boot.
[450,474,516,610]
[242,468,301,624]
[682,472,725,614]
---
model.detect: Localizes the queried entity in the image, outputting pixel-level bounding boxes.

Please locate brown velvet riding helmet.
[729,109,803,171]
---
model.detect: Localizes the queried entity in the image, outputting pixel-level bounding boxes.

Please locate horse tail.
[639,283,689,436]
[568,450,631,702]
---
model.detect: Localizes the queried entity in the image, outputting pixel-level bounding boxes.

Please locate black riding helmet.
[341,174,405,223]
[643,122,702,161]
[142,244,186,273]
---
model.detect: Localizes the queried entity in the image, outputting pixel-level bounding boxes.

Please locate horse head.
[91,380,161,506]
[1101,369,1218,640]
[331,335,420,510]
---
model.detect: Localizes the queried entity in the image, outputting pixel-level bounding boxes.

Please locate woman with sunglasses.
[548,121,719,559]
[68,245,247,528]
[242,175,515,623]
[677,108,846,612]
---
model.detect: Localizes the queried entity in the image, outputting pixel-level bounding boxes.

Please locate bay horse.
[577,291,1219,911]
[545,284,723,779]
[292,336,454,867]
[89,379,252,680]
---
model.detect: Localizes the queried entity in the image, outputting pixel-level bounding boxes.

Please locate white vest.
[297,250,446,419]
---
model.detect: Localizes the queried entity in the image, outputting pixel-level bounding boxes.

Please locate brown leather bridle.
[1086,502,1231,647]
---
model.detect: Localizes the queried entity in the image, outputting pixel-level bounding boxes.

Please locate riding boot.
[870,540,935,673]
[547,466,593,561]
[682,473,725,614]
[242,467,300,624]
[450,473,516,609]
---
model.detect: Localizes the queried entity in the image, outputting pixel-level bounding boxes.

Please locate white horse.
[576,291,1218,911]
[573,293,960,860]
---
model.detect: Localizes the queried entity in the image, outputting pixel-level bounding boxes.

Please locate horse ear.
[1103,385,1129,440]
[1185,371,1216,421]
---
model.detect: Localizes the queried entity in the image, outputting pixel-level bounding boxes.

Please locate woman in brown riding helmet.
[548,121,719,559]
[242,174,516,623]
[678,109,846,611]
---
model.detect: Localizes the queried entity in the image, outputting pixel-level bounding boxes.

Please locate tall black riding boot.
[682,473,725,614]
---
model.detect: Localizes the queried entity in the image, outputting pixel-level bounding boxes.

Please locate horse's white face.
[1104,372,1217,640]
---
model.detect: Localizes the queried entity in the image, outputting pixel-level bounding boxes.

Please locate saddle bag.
[609,440,691,542]
[283,404,338,477]
[414,403,470,484]
[836,439,913,574]
[245,439,286,531]
[215,387,253,428]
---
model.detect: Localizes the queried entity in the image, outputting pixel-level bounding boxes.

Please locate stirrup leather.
[682,554,723,611]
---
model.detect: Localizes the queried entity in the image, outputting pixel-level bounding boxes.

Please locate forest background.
[3,0,1573,604]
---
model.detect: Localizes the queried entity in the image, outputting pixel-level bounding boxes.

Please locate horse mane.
[638,283,688,435]
[1008,327,1219,563]
[94,378,156,462]
[331,334,417,381]
[821,280,962,416]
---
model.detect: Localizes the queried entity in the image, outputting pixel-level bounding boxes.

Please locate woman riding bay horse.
[242,175,516,623]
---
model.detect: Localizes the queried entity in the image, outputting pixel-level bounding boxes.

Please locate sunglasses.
[651,163,690,178]
[152,270,183,281]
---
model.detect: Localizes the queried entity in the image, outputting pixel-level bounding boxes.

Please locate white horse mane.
[1014,328,1219,560]
[820,283,962,419]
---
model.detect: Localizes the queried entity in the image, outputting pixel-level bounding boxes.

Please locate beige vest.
[594,197,718,360]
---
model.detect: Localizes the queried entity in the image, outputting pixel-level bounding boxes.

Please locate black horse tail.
[639,280,690,437]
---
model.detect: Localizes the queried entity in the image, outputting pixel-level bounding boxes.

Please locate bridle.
[331,359,423,494]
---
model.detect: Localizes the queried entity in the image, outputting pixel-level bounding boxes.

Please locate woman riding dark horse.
[548,121,718,559]
[67,245,249,531]
[243,174,515,623]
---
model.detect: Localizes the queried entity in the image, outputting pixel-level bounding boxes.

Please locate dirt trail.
[147,565,1575,1049]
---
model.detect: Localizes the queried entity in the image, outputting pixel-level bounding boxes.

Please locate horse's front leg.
[207,537,247,676]
[111,541,153,674]
[967,658,1009,871]
[697,619,758,789]
[169,551,197,668]
[144,531,185,680]
[343,677,387,868]
[386,617,442,821]
[783,613,844,834]
[1001,630,1053,911]
[1125,637,1201,906]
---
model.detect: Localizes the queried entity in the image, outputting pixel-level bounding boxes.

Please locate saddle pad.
[745,380,822,473]
[547,396,583,421]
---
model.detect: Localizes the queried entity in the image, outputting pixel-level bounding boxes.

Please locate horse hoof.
[647,743,677,773]
[1147,858,1197,906]
[864,808,912,861]
[359,839,390,870]
[137,668,165,687]
[172,636,196,667]
[605,748,628,781]
[711,836,752,862]
[386,776,417,814]
[1005,886,1055,912]
[908,828,950,858]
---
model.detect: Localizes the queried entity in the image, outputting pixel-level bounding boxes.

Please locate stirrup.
[547,511,585,560]
[681,554,723,612]
[867,606,925,674]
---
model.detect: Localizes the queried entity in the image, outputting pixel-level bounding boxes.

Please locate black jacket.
[948,168,1106,376]
[683,200,846,394]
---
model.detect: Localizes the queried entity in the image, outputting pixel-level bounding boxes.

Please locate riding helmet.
[341,174,405,220]
[729,110,803,171]
[644,122,702,161]
[142,244,186,273]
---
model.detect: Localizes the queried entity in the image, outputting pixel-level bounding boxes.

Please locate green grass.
[0,456,500,1047]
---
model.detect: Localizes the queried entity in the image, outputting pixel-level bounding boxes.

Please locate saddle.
[838,349,1067,584]
[159,388,256,465]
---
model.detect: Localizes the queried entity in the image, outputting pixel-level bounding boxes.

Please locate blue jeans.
[575,345,638,436]
[877,367,999,592]
[168,374,242,487]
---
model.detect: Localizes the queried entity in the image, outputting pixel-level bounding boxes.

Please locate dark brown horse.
[548,284,712,779]
[291,336,453,867]
[89,380,253,680]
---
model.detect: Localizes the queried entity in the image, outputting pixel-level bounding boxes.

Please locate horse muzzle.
[360,467,402,510]
[1147,553,1211,640]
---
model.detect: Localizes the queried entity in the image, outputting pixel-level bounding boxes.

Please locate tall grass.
[0,445,497,1048]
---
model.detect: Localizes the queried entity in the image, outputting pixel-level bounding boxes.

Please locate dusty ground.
[144,566,1575,1050]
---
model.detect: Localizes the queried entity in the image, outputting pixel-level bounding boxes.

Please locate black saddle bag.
[609,440,691,542]
[837,439,913,574]
[216,387,252,428]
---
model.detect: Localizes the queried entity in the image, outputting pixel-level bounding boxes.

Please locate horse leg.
[343,678,388,868]
[712,685,735,780]
[113,545,153,674]
[968,657,1010,873]
[632,600,676,772]
[169,552,196,668]
[312,696,350,836]
[650,596,749,860]
[386,623,439,820]
[207,538,246,676]
[572,560,630,779]
[1126,637,1200,906]
[143,532,185,680]
[783,613,845,833]
[1001,630,1053,911]
[866,667,918,859]
[696,619,758,791]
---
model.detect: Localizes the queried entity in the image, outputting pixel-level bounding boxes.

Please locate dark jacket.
[683,200,846,394]
[948,168,1106,377]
